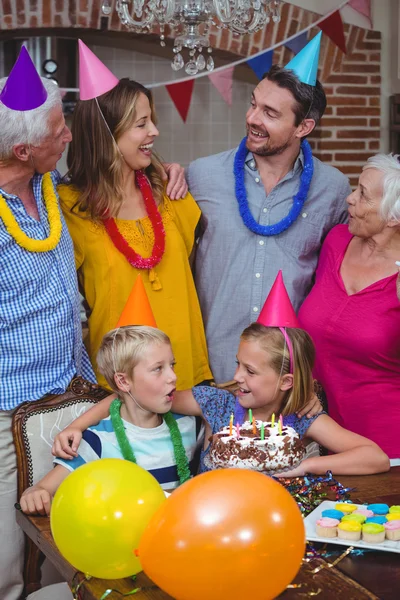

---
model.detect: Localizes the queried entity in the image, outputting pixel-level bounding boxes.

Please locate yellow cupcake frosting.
[385,513,400,521]
[338,521,361,532]
[335,503,357,514]
[362,523,385,534]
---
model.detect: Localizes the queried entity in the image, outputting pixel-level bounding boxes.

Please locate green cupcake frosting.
[362,523,385,534]
[342,513,366,524]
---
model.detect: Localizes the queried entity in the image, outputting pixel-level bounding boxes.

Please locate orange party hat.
[116,275,157,328]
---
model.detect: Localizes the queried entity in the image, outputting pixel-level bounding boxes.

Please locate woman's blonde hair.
[66,78,165,220]
[240,324,315,416]
[97,325,171,392]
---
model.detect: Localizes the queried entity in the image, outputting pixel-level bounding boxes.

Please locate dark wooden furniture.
[16,468,400,600]
[12,377,110,598]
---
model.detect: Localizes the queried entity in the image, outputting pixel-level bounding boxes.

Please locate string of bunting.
[144,0,372,122]
[61,0,372,123]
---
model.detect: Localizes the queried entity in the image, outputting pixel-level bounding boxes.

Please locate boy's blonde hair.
[97,325,171,392]
[240,324,315,416]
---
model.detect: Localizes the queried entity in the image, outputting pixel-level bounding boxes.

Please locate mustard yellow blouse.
[58,185,212,390]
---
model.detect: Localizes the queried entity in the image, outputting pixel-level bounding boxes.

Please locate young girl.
[20,326,201,516]
[51,324,389,479]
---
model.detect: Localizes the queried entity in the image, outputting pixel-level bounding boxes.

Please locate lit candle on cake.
[279,414,283,428]
[271,413,275,427]
[252,418,257,435]
[278,419,282,436]
[229,413,233,436]
[260,422,265,441]
[236,422,240,439]
[248,408,253,424]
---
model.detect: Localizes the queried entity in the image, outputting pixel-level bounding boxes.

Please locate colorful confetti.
[275,470,354,517]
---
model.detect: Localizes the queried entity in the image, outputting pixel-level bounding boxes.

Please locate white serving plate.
[304,500,400,554]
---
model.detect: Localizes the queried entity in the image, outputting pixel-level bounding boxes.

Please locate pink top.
[298,225,400,458]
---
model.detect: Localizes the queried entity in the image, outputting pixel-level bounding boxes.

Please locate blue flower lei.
[233,137,314,236]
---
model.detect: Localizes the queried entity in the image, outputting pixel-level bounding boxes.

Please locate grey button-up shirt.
[187,147,351,383]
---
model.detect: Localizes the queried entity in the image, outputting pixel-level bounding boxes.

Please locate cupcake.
[362,523,385,543]
[321,509,345,520]
[335,503,357,514]
[353,508,374,519]
[338,521,361,541]
[385,520,400,541]
[386,513,400,522]
[316,517,339,538]
[342,513,366,524]
[367,503,389,515]
[389,506,400,515]
[366,516,387,525]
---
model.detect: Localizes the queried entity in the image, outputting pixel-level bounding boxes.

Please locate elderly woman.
[298,154,400,464]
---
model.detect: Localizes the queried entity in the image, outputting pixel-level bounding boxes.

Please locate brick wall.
[0,1,381,184]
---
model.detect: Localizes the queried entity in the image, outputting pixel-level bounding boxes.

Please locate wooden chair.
[12,377,110,598]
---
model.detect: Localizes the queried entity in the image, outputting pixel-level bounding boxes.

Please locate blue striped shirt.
[0,170,95,410]
[54,413,200,490]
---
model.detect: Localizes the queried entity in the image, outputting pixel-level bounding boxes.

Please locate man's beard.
[245,128,292,157]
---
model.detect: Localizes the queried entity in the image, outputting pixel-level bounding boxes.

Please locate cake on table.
[208,419,305,473]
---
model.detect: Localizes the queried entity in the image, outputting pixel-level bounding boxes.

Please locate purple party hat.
[0,46,48,111]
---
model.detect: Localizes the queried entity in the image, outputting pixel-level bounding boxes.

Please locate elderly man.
[0,48,97,599]
[188,33,352,383]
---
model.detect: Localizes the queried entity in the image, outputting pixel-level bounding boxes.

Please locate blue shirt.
[192,386,323,472]
[187,148,351,382]
[0,171,95,410]
[54,413,200,491]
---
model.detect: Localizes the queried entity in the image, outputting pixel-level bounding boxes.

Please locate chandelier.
[101,0,282,74]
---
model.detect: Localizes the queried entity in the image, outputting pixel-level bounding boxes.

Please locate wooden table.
[17,468,400,600]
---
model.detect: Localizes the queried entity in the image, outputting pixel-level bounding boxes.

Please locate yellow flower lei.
[0,172,62,252]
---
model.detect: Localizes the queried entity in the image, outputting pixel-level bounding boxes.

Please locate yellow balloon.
[50,459,165,579]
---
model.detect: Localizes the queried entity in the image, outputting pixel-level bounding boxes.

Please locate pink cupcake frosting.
[384,520,400,530]
[354,509,374,518]
[317,517,340,527]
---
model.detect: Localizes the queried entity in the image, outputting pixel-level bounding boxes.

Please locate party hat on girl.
[284,31,322,86]
[257,271,299,328]
[0,46,48,111]
[116,274,157,328]
[78,39,119,100]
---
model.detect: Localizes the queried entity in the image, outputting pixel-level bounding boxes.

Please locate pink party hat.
[0,46,47,111]
[78,40,119,100]
[257,271,300,328]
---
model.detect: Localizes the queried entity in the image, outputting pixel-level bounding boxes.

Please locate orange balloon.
[139,470,305,600]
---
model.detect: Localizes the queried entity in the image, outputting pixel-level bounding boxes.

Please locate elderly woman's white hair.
[0,77,62,161]
[363,154,400,223]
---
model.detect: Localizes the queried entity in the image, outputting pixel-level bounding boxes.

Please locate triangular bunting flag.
[166,80,195,122]
[285,32,309,55]
[348,0,372,27]
[247,50,273,80]
[116,275,157,328]
[319,10,347,54]
[208,67,234,105]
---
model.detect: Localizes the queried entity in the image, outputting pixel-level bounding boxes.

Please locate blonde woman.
[58,79,212,390]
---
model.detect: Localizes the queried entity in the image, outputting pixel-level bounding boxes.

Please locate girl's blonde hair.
[97,325,171,393]
[66,78,165,220]
[240,324,315,416]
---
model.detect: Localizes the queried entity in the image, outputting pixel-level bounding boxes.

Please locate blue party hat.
[284,31,322,86]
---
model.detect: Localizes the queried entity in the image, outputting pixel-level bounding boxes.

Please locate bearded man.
[188,39,351,383]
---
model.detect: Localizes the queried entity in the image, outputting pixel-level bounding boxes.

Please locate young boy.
[20,326,201,515]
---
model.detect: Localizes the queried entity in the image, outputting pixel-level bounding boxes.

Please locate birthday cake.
[208,420,305,473]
